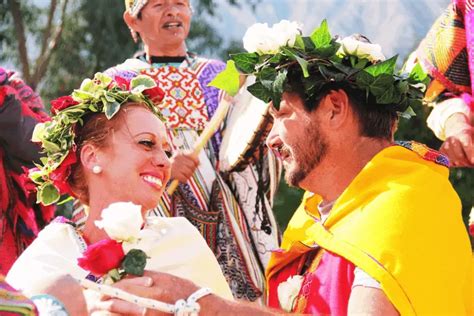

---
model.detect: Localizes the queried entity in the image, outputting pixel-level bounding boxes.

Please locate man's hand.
[440,113,474,167]
[87,276,155,315]
[90,272,200,316]
[170,150,200,183]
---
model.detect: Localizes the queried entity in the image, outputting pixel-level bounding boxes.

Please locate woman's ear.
[80,143,101,174]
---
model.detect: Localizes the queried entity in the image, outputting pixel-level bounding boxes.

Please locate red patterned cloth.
[0,68,54,274]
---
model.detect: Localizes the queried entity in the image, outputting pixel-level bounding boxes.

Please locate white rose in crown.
[271,20,301,48]
[277,275,304,312]
[337,36,385,63]
[243,20,301,55]
[94,202,143,242]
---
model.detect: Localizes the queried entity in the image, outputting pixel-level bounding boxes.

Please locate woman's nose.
[152,150,171,169]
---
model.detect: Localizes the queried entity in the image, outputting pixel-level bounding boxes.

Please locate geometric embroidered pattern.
[395,140,450,167]
[140,66,209,130]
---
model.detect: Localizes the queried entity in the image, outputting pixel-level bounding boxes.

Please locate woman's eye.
[164,150,173,158]
[139,140,155,148]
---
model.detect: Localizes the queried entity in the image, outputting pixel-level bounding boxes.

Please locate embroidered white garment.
[6,217,233,299]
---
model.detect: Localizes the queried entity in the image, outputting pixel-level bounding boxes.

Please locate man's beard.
[284,124,328,187]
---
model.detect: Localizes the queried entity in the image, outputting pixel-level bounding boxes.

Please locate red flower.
[114,76,130,90]
[469,224,474,237]
[78,238,125,277]
[50,96,79,115]
[50,150,77,196]
[143,86,165,104]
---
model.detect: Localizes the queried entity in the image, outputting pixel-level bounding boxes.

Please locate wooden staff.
[166,97,232,195]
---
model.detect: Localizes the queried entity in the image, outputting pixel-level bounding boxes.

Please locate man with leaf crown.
[70,0,283,302]
[123,20,472,316]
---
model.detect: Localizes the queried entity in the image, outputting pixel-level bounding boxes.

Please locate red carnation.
[50,150,77,196]
[78,238,125,277]
[143,86,165,104]
[50,96,79,115]
[114,76,131,90]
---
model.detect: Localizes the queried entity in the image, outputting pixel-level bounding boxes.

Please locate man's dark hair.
[284,65,398,140]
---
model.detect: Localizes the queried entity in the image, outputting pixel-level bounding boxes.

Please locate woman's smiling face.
[93,105,172,211]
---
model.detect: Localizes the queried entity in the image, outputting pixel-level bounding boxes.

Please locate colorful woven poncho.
[417,0,474,110]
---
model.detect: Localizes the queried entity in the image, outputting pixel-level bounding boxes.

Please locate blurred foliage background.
[0,0,472,245]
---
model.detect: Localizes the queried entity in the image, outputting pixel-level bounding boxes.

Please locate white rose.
[337,36,385,62]
[243,20,301,55]
[243,23,278,55]
[277,275,304,312]
[95,202,143,242]
[271,20,301,48]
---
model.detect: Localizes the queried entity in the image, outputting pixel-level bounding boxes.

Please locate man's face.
[134,0,192,48]
[267,92,328,187]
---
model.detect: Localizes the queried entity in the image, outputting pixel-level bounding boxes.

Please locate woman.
[6,73,233,301]
[99,0,282,301]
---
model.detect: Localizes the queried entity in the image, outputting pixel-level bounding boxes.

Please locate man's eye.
[139,140,155,148]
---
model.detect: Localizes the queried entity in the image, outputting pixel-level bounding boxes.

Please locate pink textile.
[455,0,474,110]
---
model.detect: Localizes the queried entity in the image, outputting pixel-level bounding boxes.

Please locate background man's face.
[267,92,328,187]
[135,0,192,48]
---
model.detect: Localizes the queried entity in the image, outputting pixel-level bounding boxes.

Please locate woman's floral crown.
[30,73,165,205]
[210,19,429,115]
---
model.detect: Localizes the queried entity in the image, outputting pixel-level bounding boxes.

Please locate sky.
[210,0,449,61]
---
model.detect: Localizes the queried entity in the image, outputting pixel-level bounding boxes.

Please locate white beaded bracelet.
[78,278,212,315]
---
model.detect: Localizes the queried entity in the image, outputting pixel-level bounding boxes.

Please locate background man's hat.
[124,0,148,18]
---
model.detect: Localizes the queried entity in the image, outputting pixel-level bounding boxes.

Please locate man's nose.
[266,125,282,151]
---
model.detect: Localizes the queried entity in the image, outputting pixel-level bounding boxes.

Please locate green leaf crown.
[30,72,164,205]
[210,19,429,115]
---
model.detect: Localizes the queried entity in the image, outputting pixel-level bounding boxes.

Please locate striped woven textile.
[0,275,37,315]
[417,0,474,110]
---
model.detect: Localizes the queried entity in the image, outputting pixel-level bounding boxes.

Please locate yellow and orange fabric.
[267,143,472,315]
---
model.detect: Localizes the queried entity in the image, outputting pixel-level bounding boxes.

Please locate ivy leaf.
[258,67,277,90]
[397,80,409,94]
[302,37,316,51]
[247,81,272,104]
[369,74,395,97]
[130,75,156,93]
[72,89,94,101]
[104,101,121,119]
[295,56,309,77]
[122,249,148,276]
[273,69,288,95]
[364,55,398,77]
[294,34,305,50]
[230,52,258,74]
[408,62,430,86]
[310,19,332,48]
[42,139,61,152]
[399,105,416,119]
[208,60,241,96]
[40,183,60,205]
[376,85,400,104]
